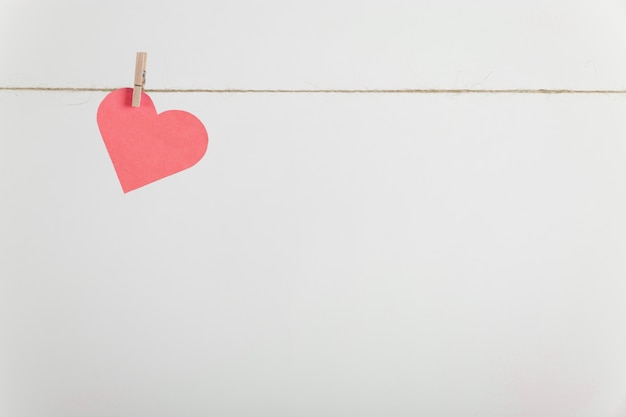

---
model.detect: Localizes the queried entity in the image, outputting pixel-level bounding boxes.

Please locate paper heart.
[97,88,208,193]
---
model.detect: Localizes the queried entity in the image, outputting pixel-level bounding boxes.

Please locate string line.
[2,87,626,94]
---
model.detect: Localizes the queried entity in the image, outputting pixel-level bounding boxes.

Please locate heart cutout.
[97,88,208,193]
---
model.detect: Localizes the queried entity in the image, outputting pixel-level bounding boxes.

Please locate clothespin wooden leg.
[132,52,147,107]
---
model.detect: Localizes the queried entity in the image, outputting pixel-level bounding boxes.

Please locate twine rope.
[2,87,626,94]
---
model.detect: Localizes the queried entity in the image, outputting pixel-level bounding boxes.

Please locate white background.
[2,1,626,416]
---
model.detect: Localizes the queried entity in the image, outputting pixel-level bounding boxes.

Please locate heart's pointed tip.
[123,186,141,194]
[121,183,138,193]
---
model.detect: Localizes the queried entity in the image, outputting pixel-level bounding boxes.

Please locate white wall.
[2,1,626,416]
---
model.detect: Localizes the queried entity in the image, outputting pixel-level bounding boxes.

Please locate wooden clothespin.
[132,52,147,107]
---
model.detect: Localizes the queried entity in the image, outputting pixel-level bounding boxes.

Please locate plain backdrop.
[2,1,626,417]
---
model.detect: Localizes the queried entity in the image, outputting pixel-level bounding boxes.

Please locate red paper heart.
[97,88,208,193]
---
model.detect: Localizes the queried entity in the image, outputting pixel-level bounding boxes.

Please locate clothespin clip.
[132,52,147,107]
